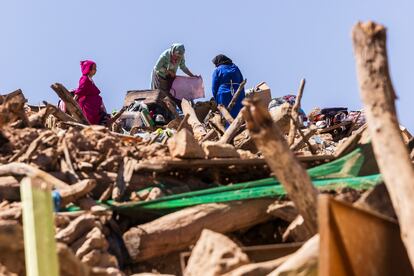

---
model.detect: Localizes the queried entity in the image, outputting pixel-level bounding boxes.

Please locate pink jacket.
[75,60,103,125]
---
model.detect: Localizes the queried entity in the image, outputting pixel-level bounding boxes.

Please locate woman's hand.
[167,70,176,78]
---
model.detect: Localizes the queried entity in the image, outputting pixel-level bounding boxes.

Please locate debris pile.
[0,21,414,276]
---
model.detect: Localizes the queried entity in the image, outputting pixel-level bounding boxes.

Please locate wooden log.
[242,98,318,235]
[287,78,306,146]
[218,112,245,144]
[50,83,89,124]
[55,214,96,245]
[352,21,414,266]
[59,179,97,207]
[0,89,30,127]
[217,104,234,125]
[227,79,247,112]
[181,99,207,141]
[0,176,20,201]
[112,157,136,202]
[0,163,70,190]
[123,199,274,262]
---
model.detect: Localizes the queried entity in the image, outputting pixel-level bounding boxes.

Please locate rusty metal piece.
[319,195,413,276]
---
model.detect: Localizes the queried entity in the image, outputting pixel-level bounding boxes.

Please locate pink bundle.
[170,76,205,100]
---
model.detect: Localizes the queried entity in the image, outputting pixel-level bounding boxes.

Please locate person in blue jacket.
[211,54,245,118]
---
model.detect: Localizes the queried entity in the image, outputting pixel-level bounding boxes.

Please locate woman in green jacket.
[151,43,197,106]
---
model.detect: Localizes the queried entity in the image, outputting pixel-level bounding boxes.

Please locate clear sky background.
[0,1,412,128]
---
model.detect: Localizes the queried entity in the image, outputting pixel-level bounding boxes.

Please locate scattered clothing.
[75,60,104,125]
[211,56,245,118]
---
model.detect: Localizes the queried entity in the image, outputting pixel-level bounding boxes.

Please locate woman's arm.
[179,57,196,77]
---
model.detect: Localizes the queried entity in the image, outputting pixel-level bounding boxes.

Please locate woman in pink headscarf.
[74,60,107,125]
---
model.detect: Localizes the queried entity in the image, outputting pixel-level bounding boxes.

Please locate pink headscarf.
[80,60,96,75]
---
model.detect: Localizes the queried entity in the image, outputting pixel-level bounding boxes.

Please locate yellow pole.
[20,176,59,276]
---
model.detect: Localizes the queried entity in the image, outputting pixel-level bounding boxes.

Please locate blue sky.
[1,1,413,128]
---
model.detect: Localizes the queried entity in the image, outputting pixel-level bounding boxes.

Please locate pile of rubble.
[1,21,414,276]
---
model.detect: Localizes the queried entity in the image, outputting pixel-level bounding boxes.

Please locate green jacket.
[154,44,188,79]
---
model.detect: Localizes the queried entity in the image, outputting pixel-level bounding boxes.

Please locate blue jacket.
[212,64,245,118]
[212,64,244,99]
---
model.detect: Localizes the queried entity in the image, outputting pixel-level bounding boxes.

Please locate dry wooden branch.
[50,83,89,124]
[242,98,318,235]
[227,79,247,112]
[59,179,97,207]
[218,112,245,144]
[217,104,234,125]
[290,125,317,152]
[107,106,127,127]
[289,115,316,155]
[0,163,69,189]
[352,21,414,267]
[287,79,306,146]
[181,99,207,141]
[62,138,80,183]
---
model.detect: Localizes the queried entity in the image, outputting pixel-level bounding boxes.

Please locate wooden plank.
[20,176,59,276]
[243,98,318,235]
[50,83,89,124]
[352,21,414,266]
[318,195,413,276]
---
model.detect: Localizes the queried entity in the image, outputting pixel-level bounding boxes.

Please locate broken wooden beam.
[217,104,234,125]
[352,21,414,266]
[181,99,207,141]
[0,163,69,190]
[227,79,247,112]
[242,98,318,235]
[287,78,306,146]
[290,125,317,152]
[50,83,89,124]
[123,199,274,262]
[218,112,245,144]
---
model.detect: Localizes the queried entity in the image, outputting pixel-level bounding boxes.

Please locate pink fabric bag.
[170,76,205,100]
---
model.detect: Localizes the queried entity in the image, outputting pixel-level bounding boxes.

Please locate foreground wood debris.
[0,21,414,276]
